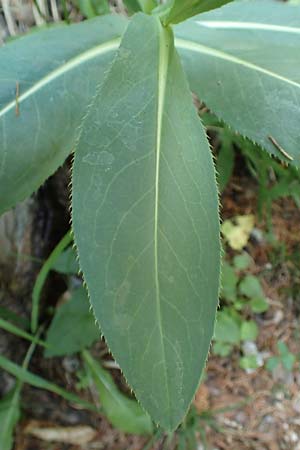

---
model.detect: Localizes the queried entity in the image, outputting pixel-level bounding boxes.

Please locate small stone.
[242,341,258,355]
[250,228,264,245]
[289,431,298,443]
[235,411,247,425]
[62,356,80,373]
[284,430,298,443]
[275,391,285,401]
[273,310,284,325]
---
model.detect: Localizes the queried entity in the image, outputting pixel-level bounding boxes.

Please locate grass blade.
[0,355,98,413]
[0,318,48,348]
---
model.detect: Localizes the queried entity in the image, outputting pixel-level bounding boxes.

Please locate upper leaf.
[160,0,233,25]
[2,0,300,216]
[72,13,220,430]
[174,0,300,164]
[123,0,143,13]
[0,15,127,215]
[123,0,157,13]
[77,0,110,19]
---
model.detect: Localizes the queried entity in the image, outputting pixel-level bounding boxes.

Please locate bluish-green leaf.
[45,287,100,357]
[2,0,300,216]
[0,14,127,215]
[73,13,220,430]
[175,0,300,164]
[83,351,153,435]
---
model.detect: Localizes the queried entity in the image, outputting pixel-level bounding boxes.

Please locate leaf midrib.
[175,38,300,89]
[196,20,300,35]
[154,20,171,420]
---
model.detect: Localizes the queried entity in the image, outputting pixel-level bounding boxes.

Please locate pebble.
[62,356,80,373]
[250,228,264,244]
[284,430,299,444]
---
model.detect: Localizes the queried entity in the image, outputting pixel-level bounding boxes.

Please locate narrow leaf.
[73,13,220,430]
[83,351,153,435]
[175,0,300,164]
[0,15,127,215]
[0,330,40,450]
[0,355,97,412]
[216,133,234,192]
[0,318,48,348]
[0,389,20,450]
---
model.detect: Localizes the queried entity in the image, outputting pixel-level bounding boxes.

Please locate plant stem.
[31,230,73,333]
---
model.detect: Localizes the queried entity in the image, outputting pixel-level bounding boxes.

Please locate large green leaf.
[72,13,220,430]
[161,0,233,25]
[0,15,127,215]
[1,0,300,216]
[83,351,153,435]
[175,0,300,164]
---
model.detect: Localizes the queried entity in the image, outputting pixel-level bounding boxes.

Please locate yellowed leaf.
[221,215,255,250]
[24,422,97,444]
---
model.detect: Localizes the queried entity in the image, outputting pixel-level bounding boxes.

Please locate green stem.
[31,230,73,333]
